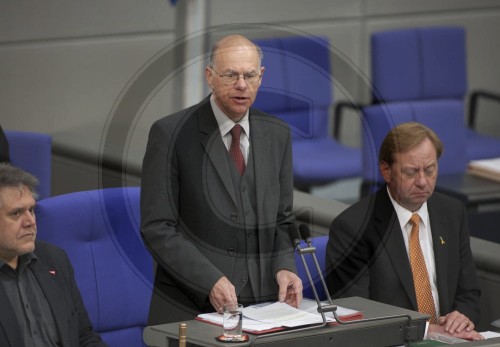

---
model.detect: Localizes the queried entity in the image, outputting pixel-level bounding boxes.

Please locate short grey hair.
[0,163,39,200]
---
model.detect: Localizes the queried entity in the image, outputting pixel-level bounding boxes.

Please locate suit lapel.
[0,285,23,346]
[30,260,69,345]
[427,198,449,314]
[374,189,418,310]
[197,99,238,206]
[248,113,271,216]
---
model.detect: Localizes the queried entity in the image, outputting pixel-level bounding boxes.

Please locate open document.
[196,299,363,334]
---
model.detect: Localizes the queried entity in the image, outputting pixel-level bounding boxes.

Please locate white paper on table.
[299,298,360,320]
[242,301,334,327]
[197,312,282,332]
[480,331,500,339]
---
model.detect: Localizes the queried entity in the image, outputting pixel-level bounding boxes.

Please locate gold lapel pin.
[440,236,445,245]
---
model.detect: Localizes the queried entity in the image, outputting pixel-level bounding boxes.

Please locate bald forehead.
[211,35,260,66]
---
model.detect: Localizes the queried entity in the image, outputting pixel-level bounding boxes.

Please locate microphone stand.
[298,224,419,345]
[250,224,420,346]
[249,227,330,346]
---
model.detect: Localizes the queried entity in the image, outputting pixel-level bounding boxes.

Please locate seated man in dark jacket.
[326,122,483,341]
[0,163,107,346]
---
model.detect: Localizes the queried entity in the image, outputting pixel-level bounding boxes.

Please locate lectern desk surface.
[143,296,429,347]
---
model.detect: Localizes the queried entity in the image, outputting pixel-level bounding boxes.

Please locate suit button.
[241,277,247,283]
[242,186,247,192]
[247,232,252,238]
[227,248,235,255]
[245,209,249,216]
[230,212,238,220]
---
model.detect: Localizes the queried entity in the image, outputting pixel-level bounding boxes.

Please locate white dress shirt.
[387,187,441,318]
[210,95,250,164]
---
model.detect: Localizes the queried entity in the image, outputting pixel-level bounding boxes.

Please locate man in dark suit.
[0,163,106,346]
[141,34,302,324]
[326,122,483,340]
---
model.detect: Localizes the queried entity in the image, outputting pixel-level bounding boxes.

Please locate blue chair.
[252,36,361,190]
[4,130,52,200]
[35,187,153,347]
[361,100,468,190]
[295,235,329,301]
[370,26,500,162]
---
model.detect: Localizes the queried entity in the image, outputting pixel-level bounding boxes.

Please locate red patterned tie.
[409,213,437,324]
[229,124,245,176]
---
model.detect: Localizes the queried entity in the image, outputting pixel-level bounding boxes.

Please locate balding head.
[205,34,265,121]
[209,35,263,69]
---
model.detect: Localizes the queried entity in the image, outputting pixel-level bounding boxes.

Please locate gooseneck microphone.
[249,225,330,346]
[298,224,335,307]
[288,224,329,324]
[251,224,420,346]
[295,224,419,343]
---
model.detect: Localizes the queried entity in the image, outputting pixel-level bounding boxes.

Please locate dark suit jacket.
[141,96,296,324]
[0,125,10,163]
[325,187,481,325]
[0,241,106,347]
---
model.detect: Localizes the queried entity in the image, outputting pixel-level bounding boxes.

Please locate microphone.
[299,224,312,246]
[287,224,301,249]
[295,224,420,343]
[288,224,329,324]
[250,224,330,345]
[251,224,421,345]
[297,224,336,312]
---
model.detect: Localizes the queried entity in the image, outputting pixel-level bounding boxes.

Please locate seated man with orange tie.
[325,122,483,340]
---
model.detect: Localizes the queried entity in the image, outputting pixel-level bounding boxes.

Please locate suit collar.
[0,285,23,346]
[197,98,238,205]
[247,114,271,211]
[427,195,449,313]
[0,251,68,347]
[373,188,418,309]
[30,253,70,346]
[198,97,272,207]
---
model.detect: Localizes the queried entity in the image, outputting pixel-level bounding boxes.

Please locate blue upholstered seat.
[362,100,468,186]
[5,130,52,200]
[370,26,500,162]
[253,36,361,189]
[35,187,153,347]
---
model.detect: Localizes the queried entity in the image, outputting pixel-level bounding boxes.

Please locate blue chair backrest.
[5,130,52,200]
[252,36,333,140]
[35,187,153,347]
[295,235,329,301]
[371,26,467,102]
[362,100,467,184]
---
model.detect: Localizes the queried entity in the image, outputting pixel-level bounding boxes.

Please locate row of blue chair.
[253,27,500,192]
[34,187,330,347]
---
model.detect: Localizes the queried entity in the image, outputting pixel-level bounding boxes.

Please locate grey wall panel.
[1,34,175,164]
[1,0,500,196]
[365,0,500,17]
[208,0,363,24]
[0,1,174,43]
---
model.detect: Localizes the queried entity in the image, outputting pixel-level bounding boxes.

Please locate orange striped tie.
[409,213,437,324]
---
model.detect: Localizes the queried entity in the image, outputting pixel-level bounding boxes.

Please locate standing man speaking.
[141,34,302,325]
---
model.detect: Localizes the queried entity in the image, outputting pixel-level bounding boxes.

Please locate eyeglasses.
[210,67,262,86]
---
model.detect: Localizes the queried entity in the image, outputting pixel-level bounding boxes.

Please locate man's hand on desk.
[276,269,303,308]
[209,276,237,313]
[428,311,484,341]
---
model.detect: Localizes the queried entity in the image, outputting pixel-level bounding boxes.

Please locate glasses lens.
[218,72,261,85]
[222,75,238,85]
[245,75,261,85]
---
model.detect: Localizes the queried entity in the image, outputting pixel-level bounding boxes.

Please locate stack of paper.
[196,299,363,334]
[468,158,500,182]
